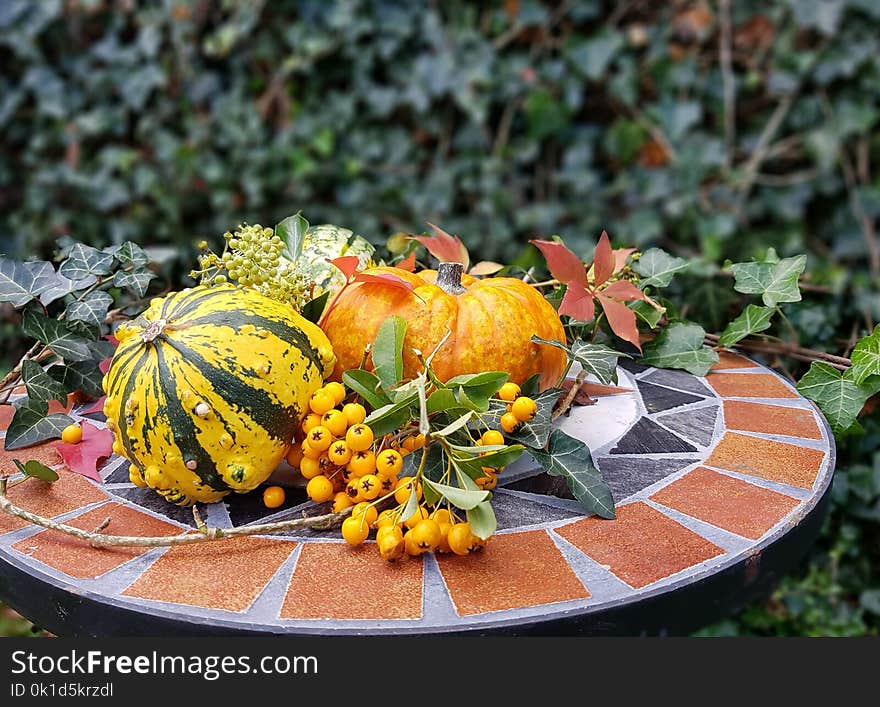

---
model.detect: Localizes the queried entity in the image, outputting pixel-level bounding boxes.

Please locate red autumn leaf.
[600,279,650,302]
[104,334,119,348]
[413,223,470,270]
[82,396,106,414]
[612,247,637,273]
[327,256,361,281]
[397,252,417,272]
[592,231,614,287]
[530,240,587,285]
[559,280,595,322]
[54,421,113,482]
[98,357,112,375]
[352,272,416,293]
[595,294,641,352]
[467,260,505,276]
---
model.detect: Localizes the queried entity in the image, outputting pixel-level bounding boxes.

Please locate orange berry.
[346,423,374,452]
[286,445,304,468]
[379,475,396,494]
[301,439,323,460]
[323,381,347,406]
[480,429,505,446]
[309,390,335,415]
[431,508,454,525]
[262,485,285,509]
[401,433,425,452]
[511,396,538,422]
[321,409,348,437]
[341,516,369,546]
[61,424,83,444]
[447,522,475,556]
[498,382,521,402]
[299,456,321,479]
[409,518,441,551]
[301,413,323,434]
[351,501,378,526]
[342,402,367,426]
[375,509,401,529]
[307,425,333,452]
[357,474,381,501]
[403,505,430,530]
[332,492,353,513]
[394,478,422,505]
[345,478,363,502]
[476,471,497,490]
[500,412,522,434]
[403,529,425,556]
[436,522,453,553]
[376,448,403,477]
[306,475,334,503]
[327,439,352,466]
[348,450,377,477]
[376,525,405,561]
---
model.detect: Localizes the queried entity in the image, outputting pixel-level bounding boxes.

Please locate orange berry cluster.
[497,382,538,434]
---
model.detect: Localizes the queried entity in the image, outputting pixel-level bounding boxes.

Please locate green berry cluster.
[192,224,310,310]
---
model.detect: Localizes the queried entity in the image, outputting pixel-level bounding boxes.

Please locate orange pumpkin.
[321,263,567,390]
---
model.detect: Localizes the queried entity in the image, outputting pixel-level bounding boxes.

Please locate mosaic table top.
[0,351,835,636]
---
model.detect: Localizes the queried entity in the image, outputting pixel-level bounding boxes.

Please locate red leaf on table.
[54,421,113,483]
[82,396,106,414]
[327,256,361,281]
[530,239,587,285]
[592,231,614,287]
[600,279,650,302]
[596,294,641,352]
[414,223,470,270]
[559,280,596,322]
[397,252,417,272]
[353,272,416,293]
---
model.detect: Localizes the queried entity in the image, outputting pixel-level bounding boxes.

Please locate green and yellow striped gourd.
[102,284,335,506]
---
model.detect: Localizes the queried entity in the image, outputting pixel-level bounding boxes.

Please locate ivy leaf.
[730,254,806,307]
[22,307,94,362]
[530,239,587,285]
[631,300,664,328]
[21,360,67,405]
[113,268,155,297]
[466,500,496,540]
[276,212,309,261]
[64,291,113,328]
[413,223,469,269]
[849,325,880,385]
[59,243,114,280]
[717,305,775,348]
[531,336,623,385]
[300,291,330,324]
[0,258,61,307]
[12,459,59,483]
[530,429,615,519]
[38,273,97,307]
[797,362,868,434]
[48,361,105,398]
[54,421,113,482]
[633,248,690,288]
[4,399,73,450]
[108,242,150,268]
[504,388,561,448]
[422,478,489,510]
[341,369,391,409]
[372,316,407,389]
[640,321,719,376]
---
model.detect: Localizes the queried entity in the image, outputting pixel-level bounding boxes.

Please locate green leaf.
[532,336,624,385]
[432,411,474,438]
[631,299,664,328]
[504,388,560,448]
[48,361,105,398]
[21,360,67,405]
[21,307,95,362]
[363,396,416,437]
[113,268,155,297]
[5,399,73,450]
[13,459,59,483]
[276,212,309,261]
[797,362,869,434]
[108,242,150,268]
[422,478,490,510]
[444,371,509,400]
[849,325,880,385]
[640,322,719,376]
[455,386,490,413]
[59,243,114,280]
[426,388,458,414]
[466,501,496,540]
[300,290,330,324]
[717,305,775,348]
[633,248,689,288]
[64,291,113,328]
[454,445,525,475]
[0,258,62,308]
[530,429,615,519]
[342,369,391,409]
[730,254,806,307]
[520,372,541,397]
[397,480,420,524]
[372,316,407,389]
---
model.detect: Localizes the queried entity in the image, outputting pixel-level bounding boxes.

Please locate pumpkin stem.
[436,262,466,295]
[140,318,167,343]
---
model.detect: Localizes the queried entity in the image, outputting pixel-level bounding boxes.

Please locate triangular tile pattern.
[595,456,701,501]
[655,405,719,447]
[609,417,698,454]
[641,368,714,397]
[619,359,650,374]
[224,484,310,527]
[637,381,704,413]
[504,473,575,500]
[113,486,202,528]
[491,491,583,529]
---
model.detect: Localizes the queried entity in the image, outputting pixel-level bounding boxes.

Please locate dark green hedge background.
[2,0,879,635]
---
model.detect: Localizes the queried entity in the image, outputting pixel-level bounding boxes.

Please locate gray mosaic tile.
[656,405,719,447]
[619,359,650,374]
[637,381,705,413]
[502,473,575,501]
[595,456,701,501]
[609,417,697,454]
[641,368,713,397]
[492,489,583,529]
[112,487,203,528]
[225,484,309,527]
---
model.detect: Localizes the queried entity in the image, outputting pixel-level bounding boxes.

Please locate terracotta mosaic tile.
[124,536,296,612]
[650,467,801,540]
[282,543,423,620]
[711,351,759,370]
[579,384,631,397]
[0,471,107,534]
[706,372,797,399]
[0,441,62,471]
[555,502,724,589]
[705,432,824,489]
[12,504,180,579]
[437,530,590,615]
[723,400,821,440]
[0,405,14,429]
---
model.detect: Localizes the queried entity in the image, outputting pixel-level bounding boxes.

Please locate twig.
[719,0,736,172]
[704,333,851,369]
[552,369,587,421]
[0,477,351,548]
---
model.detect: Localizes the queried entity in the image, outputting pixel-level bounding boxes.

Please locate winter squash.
[321,263,566,389]
[102,284,335,506]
